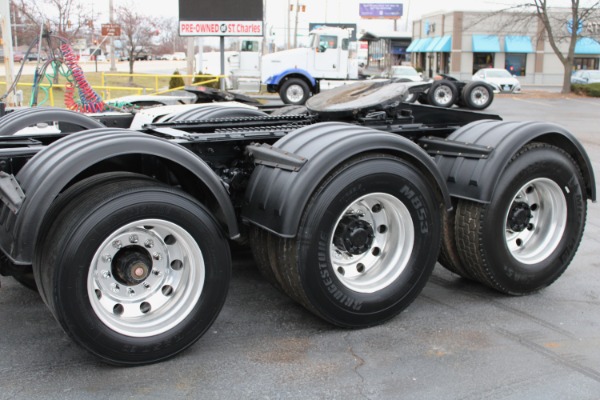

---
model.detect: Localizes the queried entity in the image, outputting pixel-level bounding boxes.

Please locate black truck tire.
[279,78,311,105]
[455,143,587,294]
[1,255,37,291]
[438,205,477,281]
[267,153,441,328]
[427,80,458,108]
[33,179,231,365]
[249,226,281,288]
[462,81,494,110]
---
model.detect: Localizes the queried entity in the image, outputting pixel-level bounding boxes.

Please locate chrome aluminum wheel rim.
[330,193,414,293]
[505,178,567,264]
[88,219,205,337]
[434,85,453,106]
[285,84,305,103]
[470,87,490,106]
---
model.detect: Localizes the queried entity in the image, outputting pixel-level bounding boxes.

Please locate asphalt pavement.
[1,94,599,400]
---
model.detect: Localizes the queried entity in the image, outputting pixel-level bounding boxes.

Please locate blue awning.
[423,37,441,52]
[505,36,533,53]
[472,35,500,52]
[432,35,452,52]
[575,37,600,54]
[415,37,432,52]
[406,38,421,52]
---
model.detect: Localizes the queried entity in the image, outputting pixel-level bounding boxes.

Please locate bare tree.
[475,1,600,93]
[528,1,600,93]
[13,0,91,45]
[114,4,158,76]
[153,17,179,56]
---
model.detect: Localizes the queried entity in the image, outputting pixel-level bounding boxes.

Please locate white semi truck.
[261,27,361,104]
[260,27,496,110]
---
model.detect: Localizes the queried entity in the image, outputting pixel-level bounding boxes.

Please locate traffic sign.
[101,24,121,36]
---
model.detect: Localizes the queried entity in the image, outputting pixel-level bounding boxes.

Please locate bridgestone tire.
[33,179,231,365]
[427,81,458,108]
[267,153,441,327]
[249,226,281,288]
[455,143,587,294]
[279,78,311,105]
[462,81,494,110]
[438,203,476,281]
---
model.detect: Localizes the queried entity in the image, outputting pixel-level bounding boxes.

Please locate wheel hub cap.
[334,215,375,255]
[507,202,532,232]
[112,247,153,285]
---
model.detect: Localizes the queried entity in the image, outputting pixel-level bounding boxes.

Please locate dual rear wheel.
[251,153,442,327]
[33,175,231,365]
[439,143,587,294]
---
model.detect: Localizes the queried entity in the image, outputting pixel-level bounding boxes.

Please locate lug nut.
[129,234,139,244]
[112,240,122,249]
[102,254,112,263]
[152,252,162,261]
[144,239,154,248]
[101,270,111,279]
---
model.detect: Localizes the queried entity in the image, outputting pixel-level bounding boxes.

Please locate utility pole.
[0,0,16,106]
[109,0,116,71]
[286,0,291,49]
[293,0,299,48]
[262,0,267,55]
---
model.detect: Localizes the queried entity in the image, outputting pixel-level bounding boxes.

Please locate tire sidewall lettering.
[485,149,585,289]
[302,163,438,317]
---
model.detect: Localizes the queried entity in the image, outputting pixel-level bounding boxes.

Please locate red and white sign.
[179,21,263,36]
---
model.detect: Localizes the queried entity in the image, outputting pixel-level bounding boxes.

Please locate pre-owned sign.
[179,21,263,36]
[178,0,263,36]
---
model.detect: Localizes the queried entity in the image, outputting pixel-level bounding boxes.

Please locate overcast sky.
[91,0,593,45]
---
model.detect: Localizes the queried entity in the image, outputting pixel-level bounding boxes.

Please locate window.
[342,38,349,51]
[505,53,527,76]
[574,57,599,70]
[473,53,494,74]
[242,40,259,52]
[318,35,338,52]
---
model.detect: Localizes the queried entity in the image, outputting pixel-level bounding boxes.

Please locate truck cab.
[262,27,358,104]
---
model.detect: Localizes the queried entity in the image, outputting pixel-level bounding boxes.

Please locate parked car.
[387,65,424,82]
[26,52,45,62]
[159,54,174,61]
[571,69,600,84]
[172,52,186,60]
[472,68,522,93]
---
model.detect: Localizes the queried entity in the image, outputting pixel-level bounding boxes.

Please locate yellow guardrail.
[101,73,224,93]
[1,73,226,107]
[0,81,148,107]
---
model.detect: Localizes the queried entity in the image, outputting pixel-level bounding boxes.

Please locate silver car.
[472,68,522,93]
[571,69,600,84]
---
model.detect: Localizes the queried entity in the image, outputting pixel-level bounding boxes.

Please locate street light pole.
[0,0,16,106]
[109,0,117,72]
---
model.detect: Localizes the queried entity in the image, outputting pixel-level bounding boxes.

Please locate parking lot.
[1,94,599,400]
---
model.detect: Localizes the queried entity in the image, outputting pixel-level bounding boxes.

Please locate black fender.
[242,122,451,237]
[2,128,239,265]
[433,120,596,203]
[0,107,105,135]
